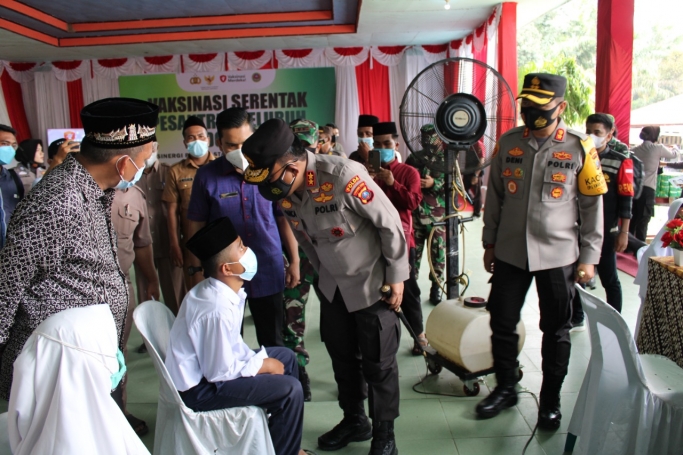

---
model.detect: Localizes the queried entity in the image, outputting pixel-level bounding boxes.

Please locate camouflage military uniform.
[283,247,318,367]
[406,149,446,282]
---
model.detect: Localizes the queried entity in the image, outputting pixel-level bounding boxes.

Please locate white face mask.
[590,134,606,149]
[225,149,248,170]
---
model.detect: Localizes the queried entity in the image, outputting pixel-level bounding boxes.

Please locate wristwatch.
[483,242,495,249]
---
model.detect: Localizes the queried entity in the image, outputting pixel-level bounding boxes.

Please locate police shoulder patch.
[352,181,374,204]
[345,175,360,193]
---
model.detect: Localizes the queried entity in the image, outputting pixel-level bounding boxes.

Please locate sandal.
[125,413,149,437]
[411,335,428,356]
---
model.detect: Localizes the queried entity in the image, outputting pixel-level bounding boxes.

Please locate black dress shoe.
[475,370,519,419]
[429,282,442,305]
[538,402,562,430]
[369,421,397,455]
[537,373,564,430]
[299,366,312,402]
[318,414,372,451]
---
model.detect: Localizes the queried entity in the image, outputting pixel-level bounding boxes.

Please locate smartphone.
[368,149,381,173]
[68,141,81,152]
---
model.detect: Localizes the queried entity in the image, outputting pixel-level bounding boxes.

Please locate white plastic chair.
[133,300,275,455]
[565,286,683,454]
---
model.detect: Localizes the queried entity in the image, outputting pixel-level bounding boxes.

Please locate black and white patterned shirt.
[0,154,128,399]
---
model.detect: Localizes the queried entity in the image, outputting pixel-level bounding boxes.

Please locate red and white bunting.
[324,47,369,67]
[182,53,225,73]
[92,58,138,79]
[421,44,449,65]
[275,48,326,68]
[370,46,407,67]
[52,60,87,82]
[135,55,180,74]
[2,61,38,83]
[228,51,274,70]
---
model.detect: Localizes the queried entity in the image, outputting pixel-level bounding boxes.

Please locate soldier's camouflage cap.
[289,119,318,146]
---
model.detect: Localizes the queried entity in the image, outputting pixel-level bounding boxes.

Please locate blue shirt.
[188,157,284,298]
[0,167,21,249]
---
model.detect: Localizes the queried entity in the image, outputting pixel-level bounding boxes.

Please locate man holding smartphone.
[371,122,425,355]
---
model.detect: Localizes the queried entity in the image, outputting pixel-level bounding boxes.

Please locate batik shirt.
[406,149,446,224]
[0,154,128,399]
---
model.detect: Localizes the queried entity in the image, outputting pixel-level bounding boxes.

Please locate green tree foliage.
[519,56,593,128]
[519,0,683,116]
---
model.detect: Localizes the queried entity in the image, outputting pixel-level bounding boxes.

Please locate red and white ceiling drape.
[0,4,504,157]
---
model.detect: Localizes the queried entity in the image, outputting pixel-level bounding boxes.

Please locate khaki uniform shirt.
[136,161,172,259]
[112,186,152,276]
[483,121,604,272]
[162,154,215,240]
[281,152,409,312]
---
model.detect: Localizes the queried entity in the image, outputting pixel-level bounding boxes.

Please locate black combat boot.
[475,370,519,419]
[299,365,312,402]
[318,412,372,451]
[429,282,442,305]
[538,374,564,430]
[369,421,397,455]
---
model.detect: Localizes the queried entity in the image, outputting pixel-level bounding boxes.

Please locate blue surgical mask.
[227,247,258,281]
[187,140,209,158]
[378,148,396,163]
[115,156,144,191]
[111,348,127,390]
[0,146,16,166]
[358,137,374,147]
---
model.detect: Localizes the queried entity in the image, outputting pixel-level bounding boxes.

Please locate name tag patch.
[315,203,338,215]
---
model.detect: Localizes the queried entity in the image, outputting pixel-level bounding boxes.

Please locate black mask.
[258,165,295,201]
[521,103,561,131]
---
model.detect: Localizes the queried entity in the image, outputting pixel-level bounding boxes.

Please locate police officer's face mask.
[520,102,561,131]
[259,164,297,201]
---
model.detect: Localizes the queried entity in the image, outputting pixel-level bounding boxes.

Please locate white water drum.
[425,298,526,373]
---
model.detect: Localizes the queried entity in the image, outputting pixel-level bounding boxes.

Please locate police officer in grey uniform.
[242,119,408,455]
[477,74,606,430]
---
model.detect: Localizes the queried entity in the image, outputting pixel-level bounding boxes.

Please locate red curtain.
[596,0,634,142]
[497,2,518,136]
[66,79,84,128]
[0,71,31,141]
[355,59,391,122]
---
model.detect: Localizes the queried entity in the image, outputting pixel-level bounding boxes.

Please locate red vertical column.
[595,0,634,142]
[497,2,518,137]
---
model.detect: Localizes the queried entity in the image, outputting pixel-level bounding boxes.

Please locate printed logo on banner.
[120,68,336,166]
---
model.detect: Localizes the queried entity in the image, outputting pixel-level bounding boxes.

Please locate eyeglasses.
[318,138,327,145]
[0,141,18,150]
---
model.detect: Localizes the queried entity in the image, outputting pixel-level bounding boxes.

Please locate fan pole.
[444,150,459,300]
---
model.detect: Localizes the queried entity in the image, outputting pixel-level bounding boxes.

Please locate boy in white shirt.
[165,216,312,455]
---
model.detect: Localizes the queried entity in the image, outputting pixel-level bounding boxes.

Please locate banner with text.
[119,68,336,164]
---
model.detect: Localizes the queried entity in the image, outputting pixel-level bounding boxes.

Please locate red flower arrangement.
[661,218,683,249]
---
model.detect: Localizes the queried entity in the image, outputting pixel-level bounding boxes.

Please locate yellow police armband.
[578,137,608,196]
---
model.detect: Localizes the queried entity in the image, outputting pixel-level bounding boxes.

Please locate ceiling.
[0,0,569,62]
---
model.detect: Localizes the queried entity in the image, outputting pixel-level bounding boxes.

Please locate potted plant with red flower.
[661,217,683,265]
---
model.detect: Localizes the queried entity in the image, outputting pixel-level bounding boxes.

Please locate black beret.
[186,216,238,262]
[183,115,207,133]
[518,73,567,105]
[358,115,380,128]
[373,122,398,137]
[242,118,295,185]
[48,138,66,160]
[81,97,158,149]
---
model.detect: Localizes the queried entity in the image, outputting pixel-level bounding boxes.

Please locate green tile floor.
[10,216,646,455]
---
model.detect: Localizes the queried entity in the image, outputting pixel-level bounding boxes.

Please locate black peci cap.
[183,115,207,133]
[81,97,158,149]
[242,118,295,185]
[373,121,398,137]
[186,216,238,262]
[358,115,380,128]
[518,73,567,105]
[48,138,66,160]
